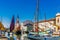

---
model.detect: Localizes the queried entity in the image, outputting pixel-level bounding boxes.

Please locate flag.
[15,15,21,31]
[10,15,15,32]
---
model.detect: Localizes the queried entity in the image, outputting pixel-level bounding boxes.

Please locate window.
[57,18,59,23]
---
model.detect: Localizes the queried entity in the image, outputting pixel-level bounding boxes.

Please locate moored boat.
[27,32,60,40]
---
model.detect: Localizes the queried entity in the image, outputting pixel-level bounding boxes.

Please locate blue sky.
[0,0,60,28]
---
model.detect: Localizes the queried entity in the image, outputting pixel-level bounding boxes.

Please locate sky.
[0,0,60,28]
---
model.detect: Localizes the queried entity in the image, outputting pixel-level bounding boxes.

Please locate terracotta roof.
[39,18,55,23]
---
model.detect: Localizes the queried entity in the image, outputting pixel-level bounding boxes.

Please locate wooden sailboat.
[27,0,60,40]
[27,0,40,39]
[27,0,51,39]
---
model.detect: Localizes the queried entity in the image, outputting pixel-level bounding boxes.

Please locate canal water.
[4,32,60,40]
[7,36,33,40]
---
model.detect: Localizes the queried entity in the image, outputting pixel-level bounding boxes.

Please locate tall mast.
[16,15,21,31]
[44,13,46,21]
[44,13,46,27]
[35,0,39,32]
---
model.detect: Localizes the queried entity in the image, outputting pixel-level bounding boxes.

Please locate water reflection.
[5,32,38,40]
[7,36,39,40]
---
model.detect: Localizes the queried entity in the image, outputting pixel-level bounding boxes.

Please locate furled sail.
[10,15,15,32]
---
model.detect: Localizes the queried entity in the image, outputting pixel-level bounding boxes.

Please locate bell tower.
[56,13,60,26]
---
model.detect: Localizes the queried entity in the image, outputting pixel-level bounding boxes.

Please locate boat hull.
[28,35,60,40]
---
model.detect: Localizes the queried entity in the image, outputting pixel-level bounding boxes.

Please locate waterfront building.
[12,13,60,33]
[23,20,33,32]
[33,13,60,32]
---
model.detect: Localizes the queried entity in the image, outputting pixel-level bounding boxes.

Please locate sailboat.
[27,0,40,39]
[27,0,52,40]
[27,0,60,39]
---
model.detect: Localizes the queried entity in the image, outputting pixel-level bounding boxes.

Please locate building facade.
[14,13,60,32]
[33,13,60,32]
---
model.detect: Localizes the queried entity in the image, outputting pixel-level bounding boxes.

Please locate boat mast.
[44,13,46,27]
[35,0,39,32]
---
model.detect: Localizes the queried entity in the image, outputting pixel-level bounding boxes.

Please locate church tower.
[56,13,60,27]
